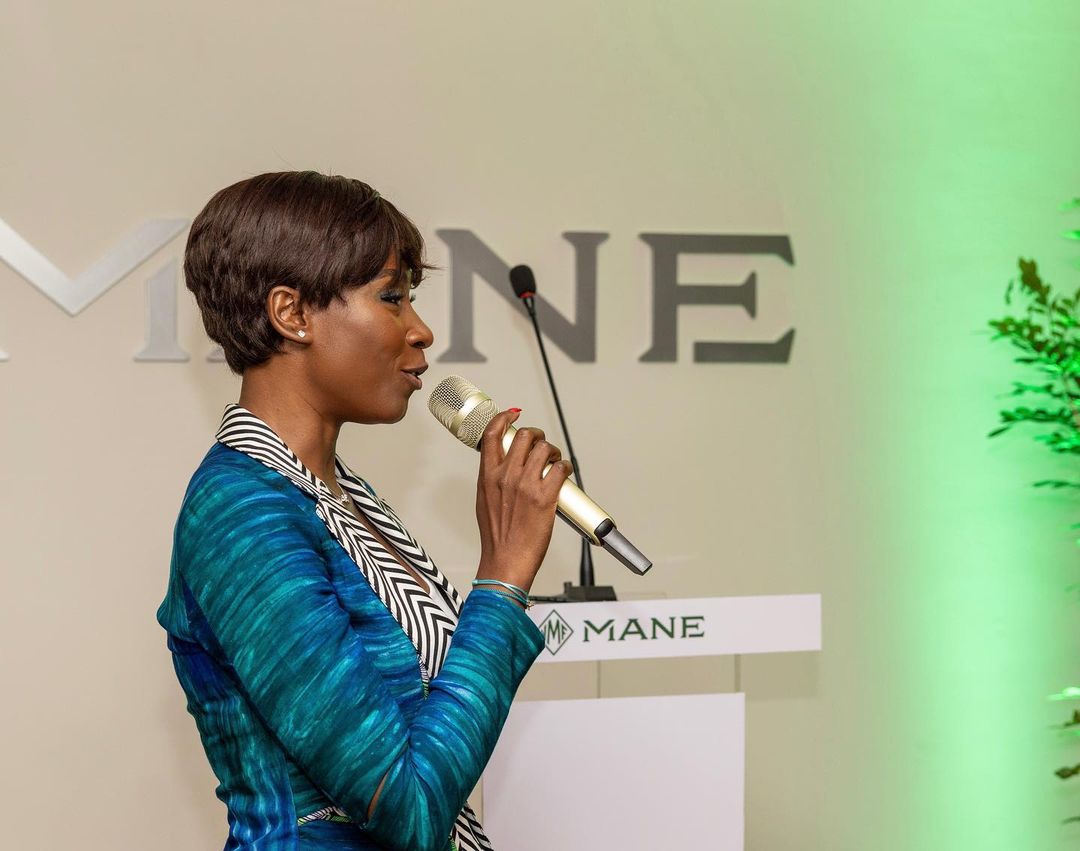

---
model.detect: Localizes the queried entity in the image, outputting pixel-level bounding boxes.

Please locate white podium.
[481,595,822,850]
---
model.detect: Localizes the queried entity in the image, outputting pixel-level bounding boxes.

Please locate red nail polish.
[509,407,522,413]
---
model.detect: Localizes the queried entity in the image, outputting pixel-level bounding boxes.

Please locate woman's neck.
[238,365,342,486]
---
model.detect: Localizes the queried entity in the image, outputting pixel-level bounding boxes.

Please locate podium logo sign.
[539,610,574,655]
[539,608,707,656]
[530,596,822,663]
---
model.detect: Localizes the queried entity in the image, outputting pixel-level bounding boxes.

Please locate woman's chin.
[362,401,410,425]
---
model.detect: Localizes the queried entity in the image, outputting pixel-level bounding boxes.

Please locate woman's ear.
[266,285,310,343]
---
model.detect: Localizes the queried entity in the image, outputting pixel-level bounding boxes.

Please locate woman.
[156,171,572,851]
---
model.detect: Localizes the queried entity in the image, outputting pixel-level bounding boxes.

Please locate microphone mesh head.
[428,375,474,430]
[428,375,500,449]
[457,398,499,448]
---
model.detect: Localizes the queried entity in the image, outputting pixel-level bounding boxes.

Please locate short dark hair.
[184,170,431,374]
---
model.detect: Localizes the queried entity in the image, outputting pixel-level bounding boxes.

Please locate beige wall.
[3,2,1078,848]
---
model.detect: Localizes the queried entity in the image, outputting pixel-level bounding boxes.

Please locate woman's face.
[305,256,433,425]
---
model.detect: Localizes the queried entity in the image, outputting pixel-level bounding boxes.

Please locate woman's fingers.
[479,409,521,470]
[473,413,573,592]
[523,437,562,483]
[542,459,574,496]
[503,425,545,470]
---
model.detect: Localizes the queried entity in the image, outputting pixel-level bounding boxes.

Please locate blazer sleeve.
[176,465,544,851]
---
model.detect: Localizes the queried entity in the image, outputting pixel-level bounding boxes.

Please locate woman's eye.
[381,288,417,306]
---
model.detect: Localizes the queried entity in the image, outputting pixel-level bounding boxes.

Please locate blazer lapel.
[336,458,463,617]
[216,404,461,678]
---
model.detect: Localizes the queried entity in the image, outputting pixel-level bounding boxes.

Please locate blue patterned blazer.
[156,423,544,851]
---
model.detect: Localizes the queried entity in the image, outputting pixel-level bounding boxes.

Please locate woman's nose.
[406,308,435,350]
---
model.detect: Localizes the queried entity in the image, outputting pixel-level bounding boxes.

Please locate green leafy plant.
[987,202,1080,823]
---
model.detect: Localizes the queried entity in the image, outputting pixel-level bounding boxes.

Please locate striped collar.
[215,402,373,506]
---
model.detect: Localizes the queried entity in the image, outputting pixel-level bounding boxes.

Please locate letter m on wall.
[0,217,189,361]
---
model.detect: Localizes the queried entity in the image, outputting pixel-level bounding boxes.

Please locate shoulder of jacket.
[178,443,319,534]
[172,451,329,575]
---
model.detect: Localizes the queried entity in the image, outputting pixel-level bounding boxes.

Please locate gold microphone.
[428,375,652,575]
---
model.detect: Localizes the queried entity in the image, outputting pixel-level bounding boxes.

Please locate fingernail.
[509,407,522,413]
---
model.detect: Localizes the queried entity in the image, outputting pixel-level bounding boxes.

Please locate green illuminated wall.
[769,3,1080,846]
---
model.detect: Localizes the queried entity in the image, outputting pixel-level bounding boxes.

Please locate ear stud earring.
[297,330,307,338]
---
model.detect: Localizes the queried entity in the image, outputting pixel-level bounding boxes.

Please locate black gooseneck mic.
[508,264,619,602]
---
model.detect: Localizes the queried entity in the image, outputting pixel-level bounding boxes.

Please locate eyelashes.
[381,291,417,305]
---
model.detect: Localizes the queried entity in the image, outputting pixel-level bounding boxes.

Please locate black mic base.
[529,581,618,604]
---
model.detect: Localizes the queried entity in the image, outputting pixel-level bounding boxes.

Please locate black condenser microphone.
[509,264,537,304]
[508,266,581,486]
[505,265,591,583]
[507,265,640,594]
[428,376,652,576]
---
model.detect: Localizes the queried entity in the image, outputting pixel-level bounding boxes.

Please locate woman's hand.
[474,409,573,594]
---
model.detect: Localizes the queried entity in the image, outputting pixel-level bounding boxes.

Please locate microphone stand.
[517,294,616,603]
